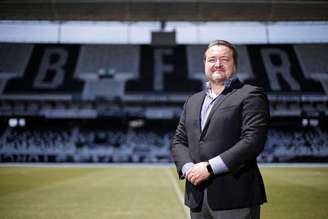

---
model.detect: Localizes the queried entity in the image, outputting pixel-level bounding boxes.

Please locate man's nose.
[214,59,222,67]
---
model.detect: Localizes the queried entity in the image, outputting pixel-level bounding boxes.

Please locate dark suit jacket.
[171,79,270,211]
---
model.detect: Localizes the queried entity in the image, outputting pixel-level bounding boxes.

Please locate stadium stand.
[0,119,174,163]
[259,127,328,162]
[1,43,327,97]
[0,41,327,163]
[1,119,328,163]
[1,0,328,164]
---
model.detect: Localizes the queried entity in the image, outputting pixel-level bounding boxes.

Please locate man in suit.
[171,40,270,219]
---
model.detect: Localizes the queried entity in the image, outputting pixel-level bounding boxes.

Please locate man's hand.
[186,161,211,186]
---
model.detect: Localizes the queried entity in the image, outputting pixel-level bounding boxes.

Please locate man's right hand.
[186,162,211,186]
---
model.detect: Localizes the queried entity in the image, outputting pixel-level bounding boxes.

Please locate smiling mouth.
[213,71,224,74]
[213,67,225,72]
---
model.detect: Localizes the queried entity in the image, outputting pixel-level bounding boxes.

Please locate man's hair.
[203,40,238,67]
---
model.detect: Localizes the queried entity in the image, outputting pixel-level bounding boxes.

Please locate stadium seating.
[0,42,327,163]
[1,121,327,163]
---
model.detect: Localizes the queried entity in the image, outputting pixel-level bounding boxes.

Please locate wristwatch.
[206,162,214,175]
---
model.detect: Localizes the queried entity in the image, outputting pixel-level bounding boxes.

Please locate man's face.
[204,45,236,84]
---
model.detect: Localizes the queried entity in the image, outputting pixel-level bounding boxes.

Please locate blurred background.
[0,0,328,164]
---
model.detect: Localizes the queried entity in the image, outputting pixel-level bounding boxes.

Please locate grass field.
[0,165,327,219]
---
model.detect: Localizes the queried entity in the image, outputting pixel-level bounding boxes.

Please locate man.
[171,40,270,219]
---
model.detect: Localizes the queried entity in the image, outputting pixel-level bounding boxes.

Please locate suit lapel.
[194,92,206,139]
[189,92,206,162]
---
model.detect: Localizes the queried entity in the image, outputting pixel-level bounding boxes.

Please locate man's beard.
[210,72,225,83]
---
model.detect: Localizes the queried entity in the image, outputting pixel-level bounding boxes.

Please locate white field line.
[166,168,190,219]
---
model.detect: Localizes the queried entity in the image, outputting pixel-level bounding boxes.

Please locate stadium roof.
[1,0,328,21]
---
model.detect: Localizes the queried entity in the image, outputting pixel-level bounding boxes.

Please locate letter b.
[33,48,68,89]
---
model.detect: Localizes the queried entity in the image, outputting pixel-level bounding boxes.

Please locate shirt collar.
[205,76,238,98]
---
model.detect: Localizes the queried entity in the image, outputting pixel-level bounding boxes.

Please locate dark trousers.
[190,190,261,219]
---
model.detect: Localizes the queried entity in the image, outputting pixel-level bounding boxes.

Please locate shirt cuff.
[208,155,229,175]
[182,162,194,178]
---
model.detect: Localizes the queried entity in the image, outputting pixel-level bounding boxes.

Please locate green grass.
[0,167,186,219]
[261,167,328,219]
[0,166,327,219]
